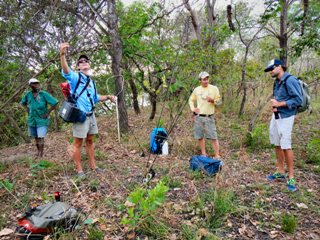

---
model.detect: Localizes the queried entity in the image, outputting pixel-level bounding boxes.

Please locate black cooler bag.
[59,101,86,123]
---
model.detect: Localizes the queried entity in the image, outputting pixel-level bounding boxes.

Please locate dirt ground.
[0,109,319,239]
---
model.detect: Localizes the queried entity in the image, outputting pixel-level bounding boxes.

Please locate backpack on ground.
[283,75,311,113]
[150,128,168,154]
[189,156,223,176]
[15,202,79,240]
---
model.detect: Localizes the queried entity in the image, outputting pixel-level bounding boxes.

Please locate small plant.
[181,225,197,240]
[282,214,298,234]
[0,162,6,173]
[245,123,271,150]
[162,175,182,189]
[121,180,169,234]
[95,149,107,160]
[206,189,235,229]
[0,214,6,229]
[306,135,320,166]
[30,159,54,171]
[0,179,14,191]
[89,179,100,192]
[87,226,104,240]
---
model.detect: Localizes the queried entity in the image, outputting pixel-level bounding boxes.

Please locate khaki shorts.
[73,113,98,138]
[194,115,218,140]
[269,114,294,149]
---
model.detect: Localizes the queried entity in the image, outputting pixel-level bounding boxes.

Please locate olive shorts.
[194,115,218,140]
[73,113,98,138]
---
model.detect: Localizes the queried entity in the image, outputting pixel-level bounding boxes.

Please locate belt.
[194,113,213,117]
[86,112,93,116]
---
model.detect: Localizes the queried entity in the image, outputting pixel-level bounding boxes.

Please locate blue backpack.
[189,156,223,176]
[150,128,168,154]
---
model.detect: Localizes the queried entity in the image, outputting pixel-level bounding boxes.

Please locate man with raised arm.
[60,42,115,177]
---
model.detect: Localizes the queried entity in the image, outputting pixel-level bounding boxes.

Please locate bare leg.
[284,149,294,179]
[275,146,285,174]
[38,138,44,157]
[198,138,206,156]
[73,138,84,173]
[35,138,40,156]
[211,139,220,158]
[85,134,96,169]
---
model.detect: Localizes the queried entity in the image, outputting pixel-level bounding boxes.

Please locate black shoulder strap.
[86,78,97,111]
[282,74,292,94]
[72,72,90,101]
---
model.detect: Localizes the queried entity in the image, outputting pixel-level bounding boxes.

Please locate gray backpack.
[283,75,311,113]
[16,202,79,239]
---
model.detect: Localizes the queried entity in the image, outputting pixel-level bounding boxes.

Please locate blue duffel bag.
[189,156,223,176]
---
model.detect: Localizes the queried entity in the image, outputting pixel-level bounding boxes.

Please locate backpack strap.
[72,72,90,101]
[86,78,97,111]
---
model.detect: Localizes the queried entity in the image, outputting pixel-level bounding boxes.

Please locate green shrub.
[30,159,54,171]
[0,179,14,191]
[121,180,169,233]
[282,214,298,234]
[181,225,197,240]
[87,226,104,240]
[0,162,6,173]
[206,189,235,229]
[245,123,271,150]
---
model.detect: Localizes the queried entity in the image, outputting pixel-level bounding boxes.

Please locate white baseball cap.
[199,71,209,80]
[28,78,40,85]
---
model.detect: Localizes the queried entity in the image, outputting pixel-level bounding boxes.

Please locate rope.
[102,75,125,143]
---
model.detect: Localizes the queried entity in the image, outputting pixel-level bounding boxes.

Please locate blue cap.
[264,59,286,72]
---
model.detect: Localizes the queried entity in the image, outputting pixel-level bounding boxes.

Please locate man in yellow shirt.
[189,71,222,158]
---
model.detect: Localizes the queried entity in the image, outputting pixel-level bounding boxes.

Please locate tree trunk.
[128,78,141,114]
[46,80,59,131]
[184,0,202,44]
[279,0,288,64]
[300,0,309,36]
[227,5,235,32]
[238,48,249,116]
[149,93,157,120]
[107,0,129,132]
[2,111,30,143]
[206,0,217,46]
[248,93,273,132]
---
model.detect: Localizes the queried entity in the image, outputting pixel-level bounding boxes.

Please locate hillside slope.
[0,109,319,239]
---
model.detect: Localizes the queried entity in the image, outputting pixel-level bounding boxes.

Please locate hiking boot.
[267,172,286,180]
[77,171,86,178]
[95,167,104,174]
[287,178,297,192]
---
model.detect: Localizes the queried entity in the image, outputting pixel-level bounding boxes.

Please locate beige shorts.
[73,113,98,138]
[194,115,218,140]
[269,114,294,149]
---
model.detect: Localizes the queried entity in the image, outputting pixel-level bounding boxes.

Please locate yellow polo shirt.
[188,84,221,114]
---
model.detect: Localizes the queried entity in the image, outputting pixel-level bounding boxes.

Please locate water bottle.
[54,191,61,201]
[273,107,279,119]
[162,141,169,155]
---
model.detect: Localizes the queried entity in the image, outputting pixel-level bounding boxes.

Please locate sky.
[122,0,265,14]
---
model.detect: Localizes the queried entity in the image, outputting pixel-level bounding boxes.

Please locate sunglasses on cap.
[78,59,90,64]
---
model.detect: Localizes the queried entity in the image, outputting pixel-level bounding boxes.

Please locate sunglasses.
[271,65,279,70]
[78,60,89,64]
